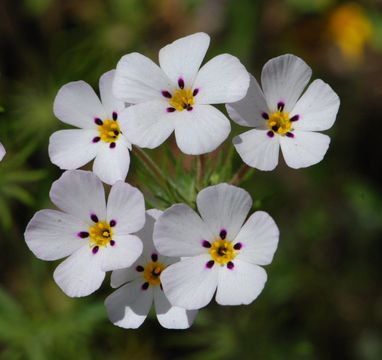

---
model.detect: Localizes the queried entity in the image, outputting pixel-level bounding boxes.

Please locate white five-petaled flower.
[0,142,5,161]
[153,183,279,310]
[24,170,145,297]
[113,32,250,155]
[105,209,198,329]
[49,70,132,185]
[227,54,340,170]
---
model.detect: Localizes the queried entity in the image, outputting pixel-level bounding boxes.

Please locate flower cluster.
[24,32,339,329]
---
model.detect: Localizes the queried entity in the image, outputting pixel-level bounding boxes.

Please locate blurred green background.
[1,0,381,359]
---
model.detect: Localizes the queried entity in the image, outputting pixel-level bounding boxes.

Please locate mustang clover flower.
[0,142,5,161]
[49,70,131,185]
[227,54,340,170]
[24,170,145,297]
[153,183,279,310]
[105,210,197,329]
[113,32,250,155]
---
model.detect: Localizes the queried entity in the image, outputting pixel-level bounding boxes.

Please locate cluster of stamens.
[93,112,121,148]
[136,253,166,290]
[78,214,116,254]
[162,78,199,112]
[202,229,242,269]
[262,102,299,138]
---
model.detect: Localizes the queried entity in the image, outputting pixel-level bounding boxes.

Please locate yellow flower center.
[209,239,237,265]
[89,221,113,247]
[267,110,292,136]
[98,119,121,143]
[143,261,166,286]
[169,88,195,111]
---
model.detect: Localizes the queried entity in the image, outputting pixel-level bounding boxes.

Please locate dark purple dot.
[233,242,242,250]
[187,106,193,111]
[160,284,163,290]
[167,107,176,113]
[161,90,172,98]
[92,136,101,143]
[113,130,119,136]
[112,112,118,120]
[110,240,115,246]
[78,231,89,238]
[202,240,211,248]
[94,118,103,126]
[262,112,269,120]
[141,282,149,290]
[109,142,116,149]
[227,261,234,270]
[290,114,299,122]
[193,88,199,96]
[92,246,99,254]
[277,101,285,111]
[178,78,185,89]
[219,229,227,239]
[206,260,215,269]
[91,214,98,223]
[109,220,116,227]
[267,131,275,138]
[286,132,294,138]
[151,253,158,262]
[136,265,144,272]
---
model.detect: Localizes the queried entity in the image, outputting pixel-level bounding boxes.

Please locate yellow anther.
[267,110,292,136]
[98,119,121,143]
[209,239,237,265]
[88,221,113,247]
[143,261,166,286]
[169,88,195,111]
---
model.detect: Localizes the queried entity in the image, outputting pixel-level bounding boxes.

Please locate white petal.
[53,245,104,297]
[226,74,269,128]
[110,266,140,289]
[235,211,279,265]
[159,32,210,87]
[106,181,145,234]
[120,101,175,149]
[291,79,340,131]
[50,170,106,224]
[193,54,250,104]
[113,53,172,103]
[280,131,330,169]
[49,129,99,170]
[154,204,212,257]
[196,183,252,240]
[154,287,197,329]
[53,81,105,129]
[105,280,153,329]
[99,70,126,117]
[160,254,218,310]
[92,140,131,185]
[24,209,87,261]
[174,105,231,155]
[0,142,5,161]
[216,260,267,305]
[100,234,143,272]
[233,129,280,171]
[261,54,312,112]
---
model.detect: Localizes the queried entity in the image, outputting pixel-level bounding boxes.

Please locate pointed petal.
[24,209,87,261]
[53,245,105,297]
[50,170,106,224]
[280,131,330,169]
[159,32,210,87]
[154,287,197,329]
[49,129,99,170]
[174,105,231,155]
[99,70,126,117]
[291,79,340,131]
[233,129,280,171]
[235,211,279,265]
[261,54,312,112]
[113,53,172,103]
[105,280,153,329]
[216,260,267,305]
[160,254,218,310]
[53,81,105,129]
[193,54,250,104]
[196,183,252,240]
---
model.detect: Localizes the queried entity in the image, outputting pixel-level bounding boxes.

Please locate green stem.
[229,163,252,186]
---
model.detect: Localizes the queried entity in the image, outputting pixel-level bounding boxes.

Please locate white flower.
[24,170,145,297]
[113,32,250,155]
[49,70,132,185]
[0,142,5,161]
[153,183,279,310]
[227,54,340,170]
[105,209,198,329]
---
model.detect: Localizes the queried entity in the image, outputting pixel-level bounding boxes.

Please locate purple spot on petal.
[136,265,144,272]
[290,114,299,122]
[277,102,285,111]
[109,142,116,149]
[267,131,275,138]
[227,261,234,269]
[193,88,199,96]
[112,112,118,120]
[92,246,99,254]
[92,136,101,143]
[178,78,185,89]
[91,214,98,223]
[151,253,158,262]
[202,240,211,248]
[78,231,89,238]
[219,229,227,239]
[161,90,172,98]
[141,282,149,290]
[262,112,269,120]
[206,260,215,269]
[233,242,242,250]
[286,132,294,138]
[109,219,116,227]
[110,240,115,246]
[167,107,175,113]
[187,106,193,111]
[94,118,103,126]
